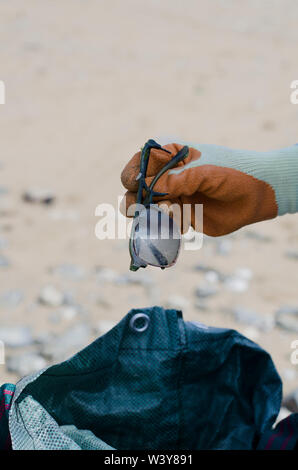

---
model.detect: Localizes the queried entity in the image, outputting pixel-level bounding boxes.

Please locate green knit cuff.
[170,143,298,216]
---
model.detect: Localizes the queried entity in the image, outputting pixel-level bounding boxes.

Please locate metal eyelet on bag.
[129,313,150,333]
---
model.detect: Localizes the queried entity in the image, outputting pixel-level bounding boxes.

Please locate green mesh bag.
[7,307,286,449]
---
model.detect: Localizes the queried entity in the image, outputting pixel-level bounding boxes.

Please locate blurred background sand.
[0,0,298,402]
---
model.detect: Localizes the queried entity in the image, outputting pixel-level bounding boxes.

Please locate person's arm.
[121,142,298,236]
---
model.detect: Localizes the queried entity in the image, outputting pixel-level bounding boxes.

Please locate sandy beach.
[0,0,297,404]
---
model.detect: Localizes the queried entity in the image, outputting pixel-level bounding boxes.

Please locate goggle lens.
[131,206,181,269]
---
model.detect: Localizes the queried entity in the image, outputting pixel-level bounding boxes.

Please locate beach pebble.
[0,326,33,348]
[50,264,86,281]
[194,265,225,281]
[245,230,272,243]
[38,285,65,307]
[49,306,78,324]
[95,266,119,283]
[34,331,55,346]
[231,307,274,332]
[48,209,79,221]
[282,368,297,382]
[224,267,253,293]
[6,353,47,377]
[216,239,232,256]
[284,250,298,261]
[63,290,77,306]
[195,283,218,298]
[194,264,216,273]
[40,323,91,360]
[165,295,189,310]
[115,271,153,286]
[204,270,220,284]
[224,277,248,293]
[233,267,253,281]
[0,186,9,196]
[0,289,24,309]
[0,255,10,268]
[194,299,209,311]
[93,294,111,309]
[275,306,298,333]
[0,238,8,249]
[22,188,55,205]
[59,305,80,320]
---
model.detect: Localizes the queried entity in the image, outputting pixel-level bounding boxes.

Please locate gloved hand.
[121,142,298,236]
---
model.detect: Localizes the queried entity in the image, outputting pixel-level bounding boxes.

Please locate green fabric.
[8,307,283,450]
[169,143,298,216]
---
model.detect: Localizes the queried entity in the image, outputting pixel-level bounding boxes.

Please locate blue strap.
[0,383,15,450]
